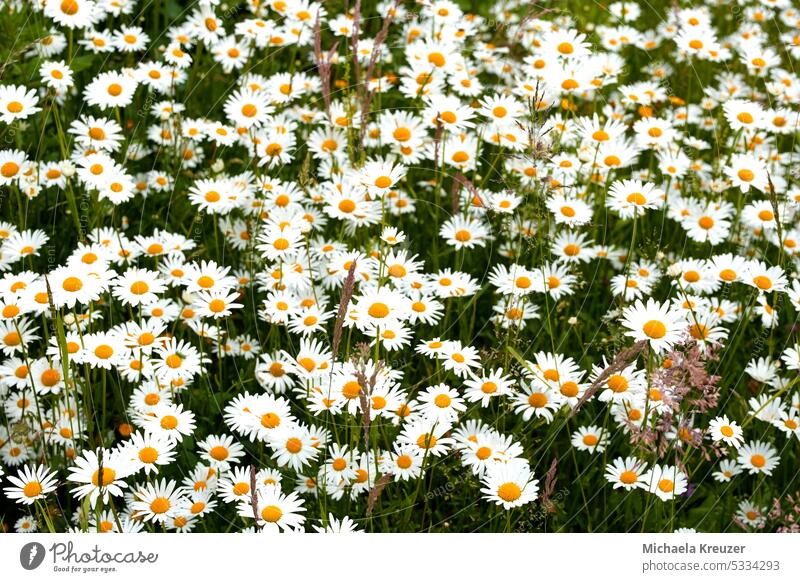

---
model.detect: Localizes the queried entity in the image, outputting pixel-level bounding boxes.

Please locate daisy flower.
[67,448,134,505]
[39,60,74,90]
[642,464,688,501]
[223,88,274,128]
[723,99,765,132]
[572,425,610,453]
[313,514,363,534]
[462,433,524,476]
[112,268,166,306]
[182,260,239,294]
[736,500,766,528]
[532,262,577,300]
[238,484,306,532]
[707,415,744,448]
[620,298,686,353]
[131,479,184,523]
[269,425,320,471]
[440,342,481,378]
[380,226,406,246]
[198,434,246,468]
[463,368,516,407]
[481,460,539,510]
[3,464,58,505]
[712,459,742,483]
[725,153,767,193]
[194,290,244,319]
[423,94,476,130]
[513,383,560,423]
[358,157,406,198]
[319,443,357,485]
[417,383,466,423]
[151,337,205,384]
[380,444,424,481]
[772,411,800,439]
[84,71,138,110]
[604,457,648,490]
[47,264,104,309]
[15,515,38,533]
[354,288,410,330]
[82,331,126,370]
[546,195,593,227]
[0,84,41,124]
[397,419,454,457]
[218,467,256,504]
[743,261,787,294]
[43,0,99,29]
[141,403,197,444]
[439,215,490,249]
[607,179,664,218]
[0,149,28,186]
[737,440,779,475]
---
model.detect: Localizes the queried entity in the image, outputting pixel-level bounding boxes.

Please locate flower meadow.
[0,0,799,536]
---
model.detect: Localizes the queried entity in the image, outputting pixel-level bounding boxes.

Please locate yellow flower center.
[434,394,451,408]
[497,482,521,502]
[150,497,171,514]
[160,415,178,430]
[642,320,667,339]
[23,481,43,498]
[139,447,158,463]
[62,276,83,292]
[368,302,389,318]
[91,468,116,486]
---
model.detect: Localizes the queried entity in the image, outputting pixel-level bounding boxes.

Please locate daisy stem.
[742,376,797,428]
[479,145,504,190]
[35,499,56,533]
[421,458,436,531]
[599,403,611,512]
[406,446,431,529]
[670,492,676,533]
[214,213,220,262]
[640,489,656,532]
[15,319,49,465]
[567,421,590,530]
[619,210,639,308]
[100,369,107,445]
[108,496,124,532]
[216,318,223,388]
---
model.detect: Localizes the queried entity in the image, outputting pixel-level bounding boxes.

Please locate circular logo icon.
[20,542,46,570]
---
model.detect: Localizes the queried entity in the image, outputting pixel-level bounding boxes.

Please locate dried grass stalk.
[571,340,647,416]
[367,473,393,517]
[331,260,357,362]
